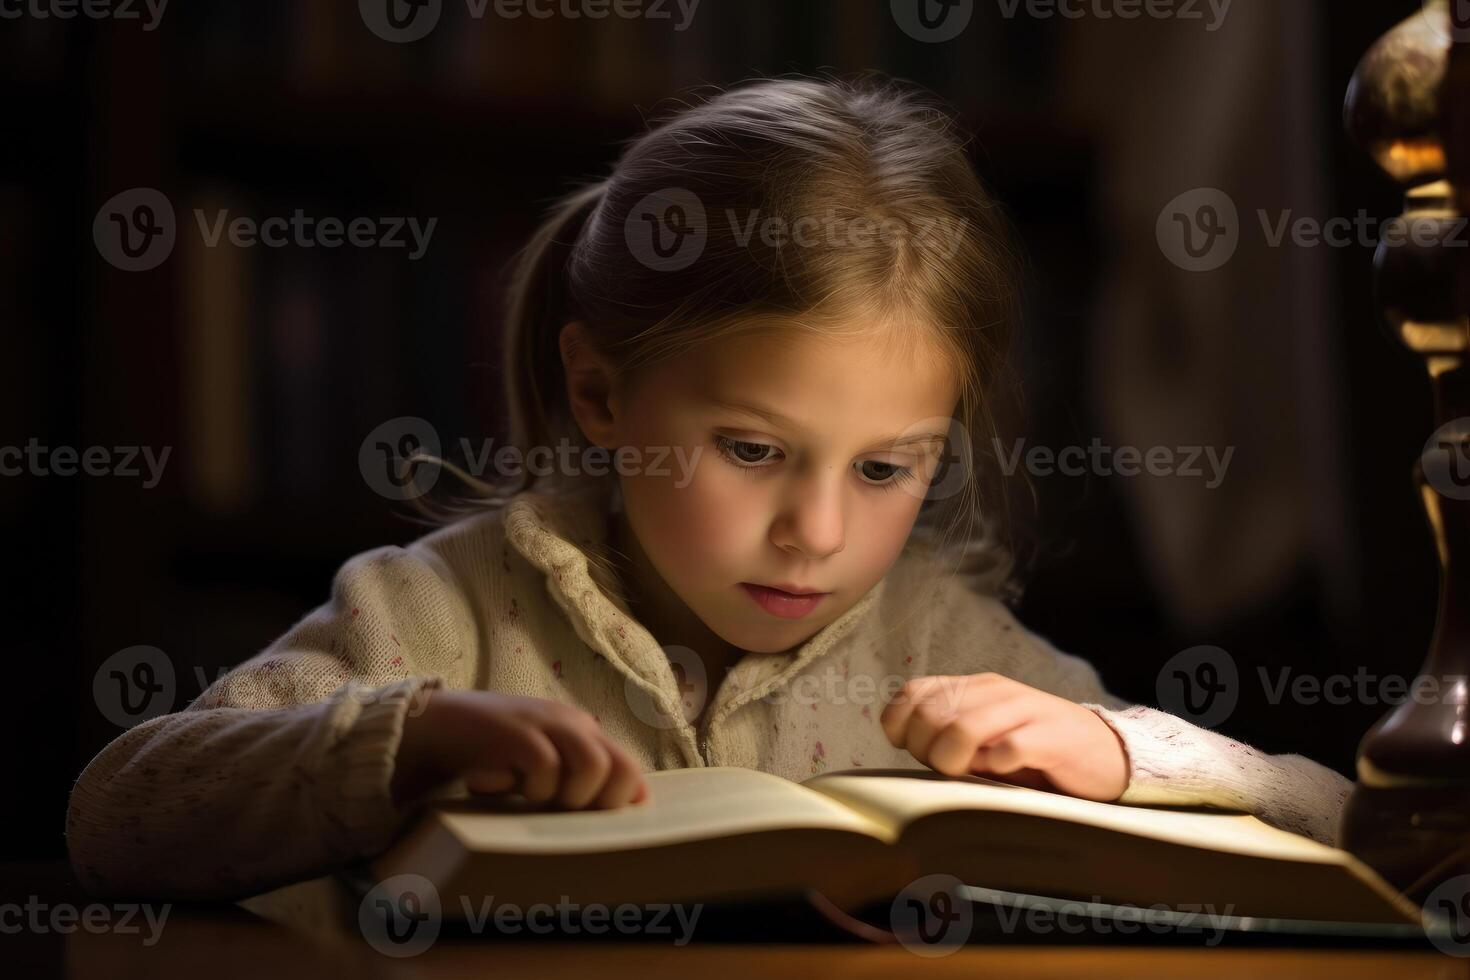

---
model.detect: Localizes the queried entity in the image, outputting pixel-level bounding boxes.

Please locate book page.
[804,770,1344,864]
[439,766,898,854]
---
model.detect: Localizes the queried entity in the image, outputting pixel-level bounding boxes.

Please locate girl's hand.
[390,690,649,810]
[879,672,1128,801]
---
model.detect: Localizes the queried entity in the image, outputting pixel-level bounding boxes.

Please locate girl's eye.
[715,436,780,467]
[858,459,918,491]
[715,435,919,491]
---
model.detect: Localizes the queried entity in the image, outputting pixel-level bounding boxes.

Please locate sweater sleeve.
[918,578,1351,847]
[65,541,479,901]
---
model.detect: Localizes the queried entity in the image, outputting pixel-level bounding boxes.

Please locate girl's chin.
[714,617,827,655]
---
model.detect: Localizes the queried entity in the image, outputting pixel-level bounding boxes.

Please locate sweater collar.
[501,486,887,693]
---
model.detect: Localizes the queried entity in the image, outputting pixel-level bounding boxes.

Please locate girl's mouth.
[739,583,830,620]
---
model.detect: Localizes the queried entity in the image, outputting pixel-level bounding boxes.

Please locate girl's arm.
[66,543,478,900]
[912,577,1352,846]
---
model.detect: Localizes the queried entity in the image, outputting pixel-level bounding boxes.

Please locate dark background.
[0,0,1443,860]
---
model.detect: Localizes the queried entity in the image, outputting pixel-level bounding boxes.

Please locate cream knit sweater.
[66,487,1352,900]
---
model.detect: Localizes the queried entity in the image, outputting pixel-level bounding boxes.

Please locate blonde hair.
[413,72,1034,601]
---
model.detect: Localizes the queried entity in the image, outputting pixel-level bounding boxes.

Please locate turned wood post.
[1338,0,1470,902]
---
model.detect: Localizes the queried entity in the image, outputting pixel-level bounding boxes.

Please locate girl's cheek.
[675,475,759,556]
[629,456,748,556]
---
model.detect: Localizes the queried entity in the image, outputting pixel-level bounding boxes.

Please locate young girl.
[67,74,1350,901]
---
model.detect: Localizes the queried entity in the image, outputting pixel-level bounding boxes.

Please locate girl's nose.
[770,467,846,559]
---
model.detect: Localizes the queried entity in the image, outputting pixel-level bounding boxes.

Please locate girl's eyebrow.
[706,397,948,450]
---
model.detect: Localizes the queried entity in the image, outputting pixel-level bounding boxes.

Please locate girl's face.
[589,321,961,656]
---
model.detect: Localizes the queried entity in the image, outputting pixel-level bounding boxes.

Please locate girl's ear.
[559,320,622,448]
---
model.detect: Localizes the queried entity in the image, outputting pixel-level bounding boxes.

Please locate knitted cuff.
[317,674,447,860]
[1079,702,1353,845]
[1078,701,1249,809]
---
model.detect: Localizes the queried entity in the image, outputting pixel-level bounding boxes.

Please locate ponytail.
[400,181,607,524]
[503,181,608,475]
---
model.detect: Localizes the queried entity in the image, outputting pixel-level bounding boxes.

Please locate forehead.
[651,322,960,431]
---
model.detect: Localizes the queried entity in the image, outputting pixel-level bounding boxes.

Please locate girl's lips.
[740,582,829,620]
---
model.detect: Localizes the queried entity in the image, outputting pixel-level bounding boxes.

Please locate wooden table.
[6,862,1463,979]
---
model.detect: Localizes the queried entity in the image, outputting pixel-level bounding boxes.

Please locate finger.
[590,737,646,809]
[904,699,963,762]
[541,719,613,809]
[974,724,1051,776]
[463,768,518,794]
[507,725,562,805]
[896,679,1019,762]
[925,699,1033,775]
[880,675,971,745]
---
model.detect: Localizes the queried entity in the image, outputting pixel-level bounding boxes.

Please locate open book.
[362,765,1419,925]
